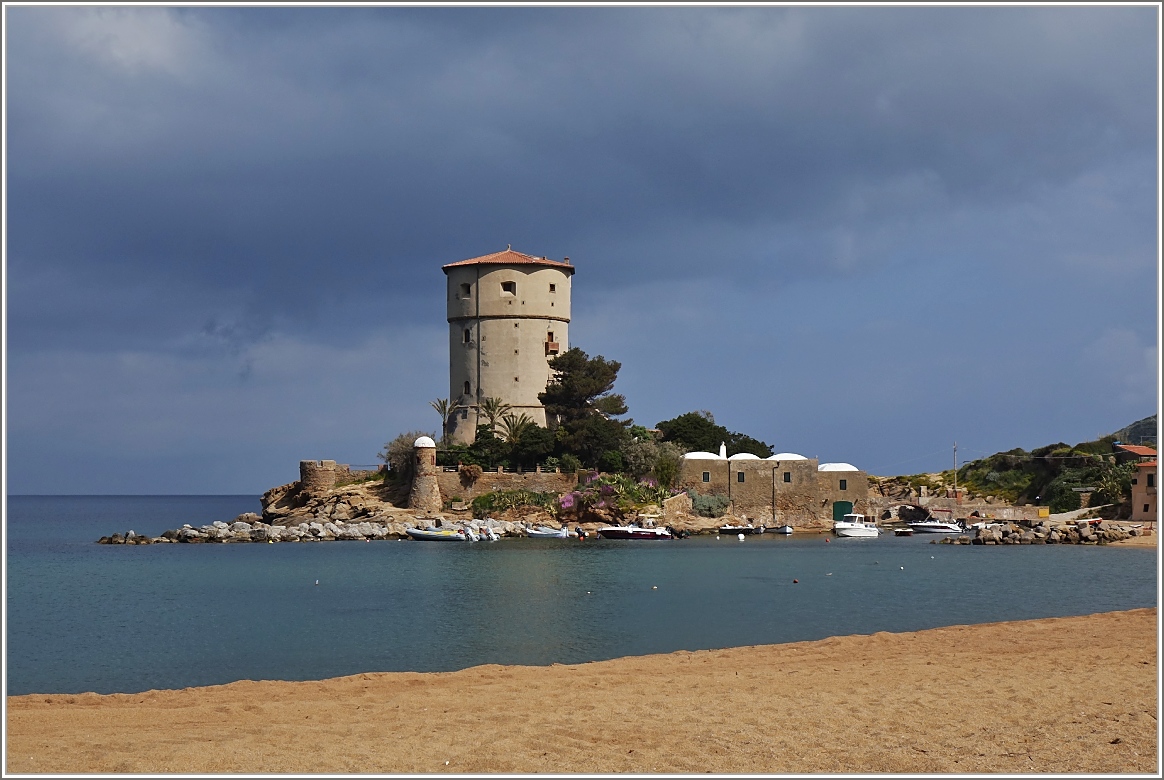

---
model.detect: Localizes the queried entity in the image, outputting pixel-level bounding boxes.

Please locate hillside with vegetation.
[876,415,1156,514]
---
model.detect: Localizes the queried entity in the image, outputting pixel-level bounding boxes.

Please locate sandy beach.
[7,608,1157,774]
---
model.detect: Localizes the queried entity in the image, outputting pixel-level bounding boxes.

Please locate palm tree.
[478,397,512,433]
[498,412,535,445]
[430,398,456,443]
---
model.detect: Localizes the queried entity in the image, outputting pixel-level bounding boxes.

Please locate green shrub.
[687,490,730,518]
[471,490,559,516]
[559,454,581,474]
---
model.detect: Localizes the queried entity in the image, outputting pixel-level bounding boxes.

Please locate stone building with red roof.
[442,247,574,444]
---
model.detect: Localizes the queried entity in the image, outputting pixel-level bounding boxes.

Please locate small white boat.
[774,525,794,535]
[833,513,880,538]
[481,525,500,541]
[406,527,468,541]
[526,525,569,539]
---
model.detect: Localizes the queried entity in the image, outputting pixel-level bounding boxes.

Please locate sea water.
[5,495,1158,695]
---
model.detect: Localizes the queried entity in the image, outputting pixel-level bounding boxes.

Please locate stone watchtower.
[442,247,574,444]
[407,436,443,512]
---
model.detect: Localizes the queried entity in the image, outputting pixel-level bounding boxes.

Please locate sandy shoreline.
[7,608,1158,774]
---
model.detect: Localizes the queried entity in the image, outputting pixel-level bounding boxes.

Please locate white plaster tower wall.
[443,249,574,444]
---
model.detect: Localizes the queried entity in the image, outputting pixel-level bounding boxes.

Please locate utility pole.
[953,442,958,494]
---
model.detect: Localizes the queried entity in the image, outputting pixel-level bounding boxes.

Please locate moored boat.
[718,523,765,535]
[406,527,468,541]
[907,519,964,533]
[894,527,914,536]
[526,525,569,539]
[833,513,880,538]
[774,524,794,535]
[596,525,673,540]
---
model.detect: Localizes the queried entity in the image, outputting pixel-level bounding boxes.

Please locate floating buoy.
[652,585,658,590]
[315,580,319,585]
[738,533,745,541]
[716,535,720,539]
[900,566,904,570]
[825,538,830,543]
[826,572,832,576]
[930,555,934,559]
[793,579,799,583]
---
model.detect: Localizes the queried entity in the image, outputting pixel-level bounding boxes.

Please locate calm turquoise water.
[5,495,1158,695]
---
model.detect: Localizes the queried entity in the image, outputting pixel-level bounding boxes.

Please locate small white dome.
[818,462,859,472]
[682,451,723,460]
[728,453,761,461]
[413,436,437,448]
[767,453,808,461]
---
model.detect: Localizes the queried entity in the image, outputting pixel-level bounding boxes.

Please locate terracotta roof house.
[1131,460,1157,525]
[1114,443,1157,465]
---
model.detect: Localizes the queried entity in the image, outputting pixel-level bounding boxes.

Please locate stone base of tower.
[408,476,443,513]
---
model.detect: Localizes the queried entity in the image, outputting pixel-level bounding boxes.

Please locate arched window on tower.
[463,381,471,396]
[463,328,471,343]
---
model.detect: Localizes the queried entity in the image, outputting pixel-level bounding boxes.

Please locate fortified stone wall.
[678,457,869,527]
[436,468,578,504]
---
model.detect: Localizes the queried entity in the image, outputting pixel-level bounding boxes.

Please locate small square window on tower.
[737,472,745,483]
[839,479,848,491]
[783,471,791,483]
[459,283,471,296]
[702,472,710,483]
[501,281,516,296]
[549,283,556,293]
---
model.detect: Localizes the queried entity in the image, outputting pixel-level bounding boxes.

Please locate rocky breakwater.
[98,513,527,544]
[938,519,1148,546]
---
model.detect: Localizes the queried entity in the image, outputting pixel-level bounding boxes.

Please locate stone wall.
[678,457,869,527]
[866,495,1049,523]
[435,468,579,504]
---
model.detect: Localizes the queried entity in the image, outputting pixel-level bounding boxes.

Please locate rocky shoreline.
[937,518,1150,545]
[97,514,532,545]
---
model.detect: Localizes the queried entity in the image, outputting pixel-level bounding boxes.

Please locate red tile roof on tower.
[1136,459,1156,468]
[1116,444,1157,456]
[441,246,575,274]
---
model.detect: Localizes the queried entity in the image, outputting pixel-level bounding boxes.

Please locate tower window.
[461,409,468,419]
[514,376,519,382]
[702,472,710,483]
[737,472,745,483]
[463,381,471,395]
[839,479,847,491]
[547,331,554,342]
[1148,473,1155,488]
[463,329,471,343]
[783,471,791,483]
[501,281,516,296]
[459,283,471,296]
[549,283,556,293]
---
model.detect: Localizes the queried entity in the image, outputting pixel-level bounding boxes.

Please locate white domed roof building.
[678,445,868,528]
[413,436,437,449]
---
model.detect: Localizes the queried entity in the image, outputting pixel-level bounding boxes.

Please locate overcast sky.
[5,5,1159,494]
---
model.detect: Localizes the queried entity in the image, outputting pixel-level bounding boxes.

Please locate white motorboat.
[774,524,794,535]
[526,525,569,539]
[907,519,964,533]
[833,513,880,538]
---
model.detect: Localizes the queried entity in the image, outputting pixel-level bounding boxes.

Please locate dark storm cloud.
[4,6,1157,493]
